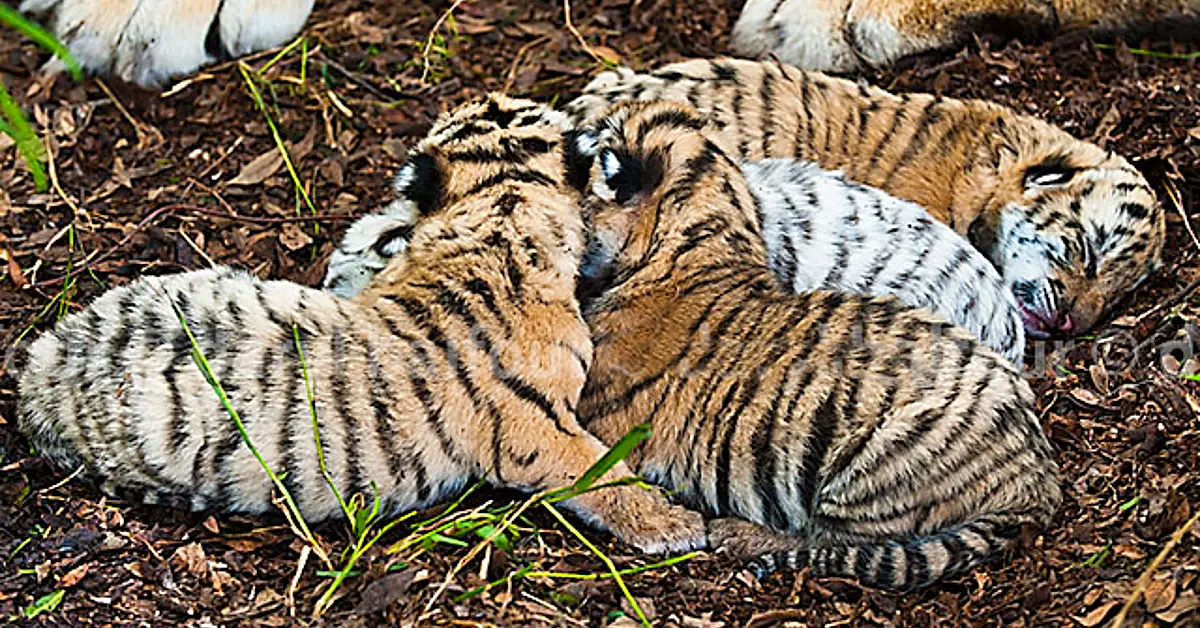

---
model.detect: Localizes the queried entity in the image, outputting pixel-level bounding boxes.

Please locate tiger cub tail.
[747,511,1042,589]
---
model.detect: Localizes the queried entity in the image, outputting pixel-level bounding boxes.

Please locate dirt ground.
[0,0,1197,625]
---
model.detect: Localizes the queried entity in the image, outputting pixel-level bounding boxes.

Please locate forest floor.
[0,0,1198,625]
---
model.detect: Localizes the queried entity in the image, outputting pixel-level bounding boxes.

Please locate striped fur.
[17,95,706,554]
[324,158,1024,363]
[565,58,1165,339]
[576,100,1061,589]
[324,155,1024,362]
[732,0,1199,73]
[745,159,1022,362]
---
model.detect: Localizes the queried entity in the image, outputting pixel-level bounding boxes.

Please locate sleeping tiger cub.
[576,100,1060,589]
[565,58,1165,339]
[326,156,1024,363]
[733,0,1200,73]
[16,95,707,554]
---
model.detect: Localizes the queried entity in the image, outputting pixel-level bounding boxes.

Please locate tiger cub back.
[743,159,1023,362]
[564,58,1164,339]
[576,100,1061,589]
[18,95,706,554]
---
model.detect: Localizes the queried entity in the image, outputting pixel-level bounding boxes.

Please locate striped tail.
[748,514,1037,590]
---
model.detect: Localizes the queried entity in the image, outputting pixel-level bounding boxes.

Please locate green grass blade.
[1094,43,1200,60]
[22,589,64,620]
[0,79,48,191]
[0,5,82,80]
[571,423,650,495]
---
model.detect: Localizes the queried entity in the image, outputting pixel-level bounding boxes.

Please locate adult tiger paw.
[19,0,315,86]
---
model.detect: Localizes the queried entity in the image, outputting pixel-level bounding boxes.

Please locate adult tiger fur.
[19,0,1198,85]
[575,100,1061,589]
[325,156,1025,363]
[565,58,1164,339]
[733,0,1199,73]
[16,95,707,554]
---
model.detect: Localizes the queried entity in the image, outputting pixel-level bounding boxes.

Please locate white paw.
[20,0,314,86]
[731,0,861,72]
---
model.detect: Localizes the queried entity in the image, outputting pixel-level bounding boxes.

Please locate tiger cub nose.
[1052,310,1075,333]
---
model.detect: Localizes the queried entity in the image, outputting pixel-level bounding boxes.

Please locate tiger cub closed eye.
[326,156,1023,363]
[17,95,705,555]
[576,100,1060,589]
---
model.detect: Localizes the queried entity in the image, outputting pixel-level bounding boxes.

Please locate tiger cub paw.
[590,488,707,554]
[620,502,708,555]
[20,0,314,86]
[707,518,801,560]
[731,0,862,72]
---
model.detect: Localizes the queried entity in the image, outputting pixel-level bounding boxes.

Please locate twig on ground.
[1110,511,1200,627]
[502,34,552,94]
[421,0,471,82]
[562,0,605,65]
[95,79,160,149]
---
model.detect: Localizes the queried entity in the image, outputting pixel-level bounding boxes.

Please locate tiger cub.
[327,157,1024,363]
[17,95,706,554]
[732,0,1200,73]
[576,100,1061,589]
[565,58,1165,339]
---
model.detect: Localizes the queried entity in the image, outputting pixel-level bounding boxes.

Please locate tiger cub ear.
[593,148,654,205]
[393,152,443,215]
[564,130,597,192]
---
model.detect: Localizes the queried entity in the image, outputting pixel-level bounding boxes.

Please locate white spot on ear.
[591,151,622,202]
[574,133,599,157]
[602,151,623,179]
[392,162,417,194]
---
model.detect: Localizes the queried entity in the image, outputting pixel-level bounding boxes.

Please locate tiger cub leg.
[491,425,707,554]
[20,0,314,86]
[844,0,1057,67]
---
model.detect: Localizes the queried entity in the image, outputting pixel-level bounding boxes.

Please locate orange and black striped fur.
[576,100,1061,588]
[566,58,1164,340]
[17,95,706,554]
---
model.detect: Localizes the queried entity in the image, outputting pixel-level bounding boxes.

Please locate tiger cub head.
[573,100,767,299]
[971,116,1165,338]
[324,95,595,297]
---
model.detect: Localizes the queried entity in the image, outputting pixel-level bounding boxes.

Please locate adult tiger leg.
[20,0,314,86]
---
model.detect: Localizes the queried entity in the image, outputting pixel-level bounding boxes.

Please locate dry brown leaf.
[1071,387,1104,407]
[1089,364,1110,396]
[58,563,91,588]
[171,542,208,576]
[680,614,727,628]
[228,148,283,186]
[354,571,416,616]
[4,248,27,288]
[1143,576,1177,613]
[1157,590,1200,622]
[455,14,496,35]
[591,45,622,65]
[280,222,314,251]
[210,568,235,596]
[345,12,387,43]
[1074,600,1118,626]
